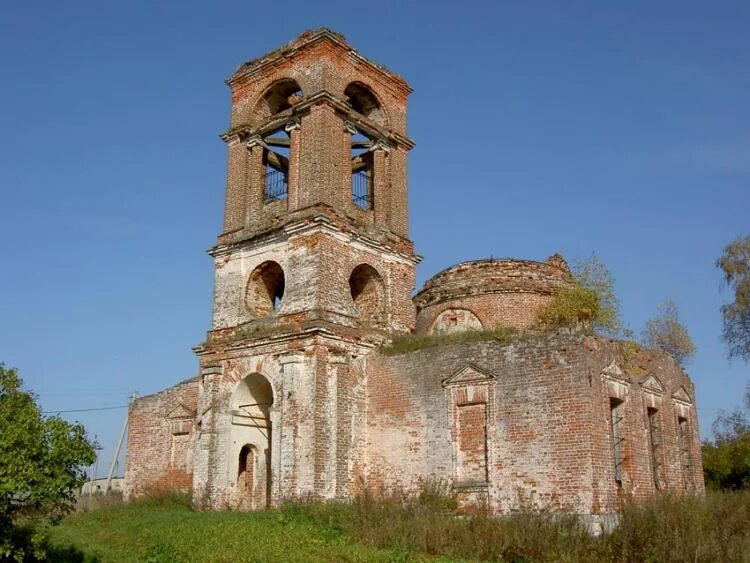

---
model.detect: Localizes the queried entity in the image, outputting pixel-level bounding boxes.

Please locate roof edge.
[226,28,411,94]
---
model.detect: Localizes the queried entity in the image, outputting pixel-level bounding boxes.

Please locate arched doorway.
[230,373,273,509]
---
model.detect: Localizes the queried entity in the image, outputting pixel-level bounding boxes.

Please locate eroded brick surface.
[365,335,704,514]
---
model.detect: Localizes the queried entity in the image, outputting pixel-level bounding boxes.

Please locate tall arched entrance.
[230,373,273,509]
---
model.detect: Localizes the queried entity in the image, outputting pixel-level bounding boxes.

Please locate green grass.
[46,494,457,562]
[45,489,750,562]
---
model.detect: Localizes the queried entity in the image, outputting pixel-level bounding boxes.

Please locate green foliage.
[641,299,696,366]
[717,235,750,361]
[381,327,513,356]
[48,487,750,562]
[702,399,750,491]
[538,283,601,330]
[0,363,96,561]
[573,253,622,335]
[540,253,622,336]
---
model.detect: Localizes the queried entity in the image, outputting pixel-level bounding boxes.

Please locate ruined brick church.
[124,29,704,514]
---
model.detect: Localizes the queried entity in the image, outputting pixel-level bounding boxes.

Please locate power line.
[42,391,133,397]
[42,404,128,414]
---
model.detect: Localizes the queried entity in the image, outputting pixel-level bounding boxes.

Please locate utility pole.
[105,390,137,494]
[89,437,103,497]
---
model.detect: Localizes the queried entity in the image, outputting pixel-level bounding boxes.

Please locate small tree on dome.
[539,253,622,337]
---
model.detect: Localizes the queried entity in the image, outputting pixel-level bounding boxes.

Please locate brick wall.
[187,331,374,510]
[364,333,704,515]
[210,224,416,334]
[124,377,199,498]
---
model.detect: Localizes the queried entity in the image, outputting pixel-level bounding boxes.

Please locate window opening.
[263,128,290,203]
[677,416,693,489]
[344,82,386,125]
[609,398,624,485]
[350,129,373,210]
[252,78,302,121]
[245,261,285,317]
[647,408,662,489]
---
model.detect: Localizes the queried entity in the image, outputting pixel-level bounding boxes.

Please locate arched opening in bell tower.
[350,128,374,210]
[252,78,303,122]
[261,128,290,203]
[245,261,285,317]
[344,82,387,126]
[231,373,273,509]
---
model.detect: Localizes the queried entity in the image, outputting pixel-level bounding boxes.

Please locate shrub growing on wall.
[539,253,621,336]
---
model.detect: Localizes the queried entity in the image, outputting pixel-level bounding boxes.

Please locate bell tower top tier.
[219,29,415,247]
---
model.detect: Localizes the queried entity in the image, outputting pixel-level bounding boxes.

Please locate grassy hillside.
[47,490,750,562]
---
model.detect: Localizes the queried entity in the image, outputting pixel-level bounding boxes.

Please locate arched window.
[349,264,386,326]
[252,78,303,122]
[344,82,387,126]
[245,261,285,317]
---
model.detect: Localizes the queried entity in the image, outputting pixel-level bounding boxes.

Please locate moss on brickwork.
[380,326,515,356]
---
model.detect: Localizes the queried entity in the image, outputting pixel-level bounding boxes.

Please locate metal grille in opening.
[264,168,288,202]
[352,169,372,210]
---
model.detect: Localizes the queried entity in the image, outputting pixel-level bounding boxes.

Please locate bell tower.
[211,28,417,334]
[193,30,418,509]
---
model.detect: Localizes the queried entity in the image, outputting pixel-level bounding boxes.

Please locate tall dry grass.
[282,484,750,562]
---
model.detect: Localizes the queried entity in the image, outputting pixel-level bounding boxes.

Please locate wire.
[42,391,133,397]
[42,405,128,414]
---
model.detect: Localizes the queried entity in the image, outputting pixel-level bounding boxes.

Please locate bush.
[538,284,601,330]
[539,253,622,336]
[702,407,750,490]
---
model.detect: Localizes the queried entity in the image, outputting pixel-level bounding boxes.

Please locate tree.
[702,387,750,490]
[573,254,621,335]
[641,299,696,366]
[717,235,750,362]
[0,363,96,560]
[539,253,622,336]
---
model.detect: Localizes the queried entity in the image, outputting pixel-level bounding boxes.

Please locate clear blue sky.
[1,1,748,477]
